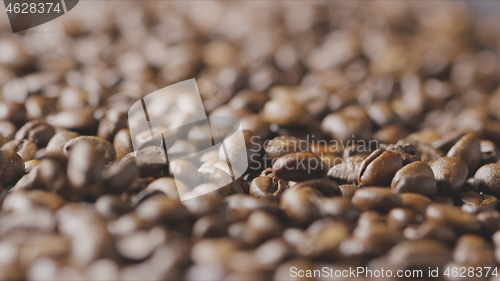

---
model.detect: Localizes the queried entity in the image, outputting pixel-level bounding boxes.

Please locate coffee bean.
[447,133,481,174]
[400,193,433,213]
[430,157,468,195]
[340,222,401,258]
[321,105,373,141]
[386,207,421,230]
[113,129,133,160]
[339,184,359,200]
[479,139,499,166]
[250,175,287,202]
[0,149,24,187]
[24,159,39,173]
[46,107,97,132]
[426,203,481,234]
[385,239,451,270]
[280,187,322,225]
[239,114,271,140]
[476,211,500,235]
[67,141,104,194]
[297,221,349,258]
[317,197,360,221]
[292,177,341,197]
[264,135,309,161]
[95,195,132,220]
[453,234,496,266]
[229,89,268,112]
[0,102,26,126]
[403,221,456,244]
[352,187,401,213]
[327,155,365,184]
[2,139,37,161]
[358,149,403,187]
[273,152,327,181]
[0,121,16,140]
[97,108,127,142]
[383,143,421,165]
[169,159,201,189]
[45,130,80,153]
[474,163,500,196]
[64,136,116,163]
[263,97,306,126]
[373,124,410,144]
[391,161,437,197]
[219,129,263,175]
[459,190,497,213]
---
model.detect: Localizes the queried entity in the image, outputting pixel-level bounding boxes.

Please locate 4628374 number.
[5,2,61,13]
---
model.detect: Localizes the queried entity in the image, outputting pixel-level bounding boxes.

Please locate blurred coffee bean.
[46,107,97,132]
[453,234,496,267]
[24,159,39,173]
[273,152,327,181]
[385,239,451,271]
[403,221,456,244]
[383,143,421,166]
[321,105,373,141]
[297,221,349,259]
[113,129,133,160]
[0,121,16,140]
[265,135,309,161]
[391,161,437,197]
[430,157,468,196]
[250,175,287,202]
[317,197,360,221]
[339,184,358,200]
[426,203,481,234]
[2,139,37,161]
[0,102,26,126]
[219,129,263,175]
[459,190,497,213]
[340,222,401,258]
[292,177,341,197]
[67,141,104,194]
[280,187,321,225]
[169,159,201,188]
[479,140,498,166]
[45,130,79,153]
[474,163,500,196]
[352,187,401,213]
[95,195,132,220]
[373,124,410,144]
[447,133,481,175]
[386,207,420,230]
[0,149,24,187]
[64,136,116,163]
[239,114,271,140]
[400,193,433,213]
[97,108,127,142]
[328,155,365,184]
[263,97,307,127]
[476,211,500,235]
[358,149,403,187]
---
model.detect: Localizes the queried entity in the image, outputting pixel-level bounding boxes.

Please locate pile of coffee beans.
[2,1,500,280]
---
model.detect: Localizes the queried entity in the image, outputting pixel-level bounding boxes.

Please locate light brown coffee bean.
[447,133,481,175]
[430,157,468,195]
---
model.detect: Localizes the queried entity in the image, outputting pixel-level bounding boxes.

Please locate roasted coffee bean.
[67,141,104,194]
[447,133,481,174]
[27,124,55,148]
[169,159,201,188]
[0,149,24,187]
[476,211,500,235]
[24,159,39,173]
[292,177,341,197]
[358,149,403,187]
[453,234,496,267]
[297,221,349,259]
[45,130,79,153]
[385,239,451,270]
[321,105,373,142]
[351,187,401,213]
[97,108,127,142]
[46,107,97,132]
[391,161,437,198]
[95,195,133,220]
[317,197,360,221]
[426,203,481,234]
[400,193,433,213]
[254,238,293,270]
[2,139,37,161]
[263,97,306,127]
[403,221,456,244]
[190,238,239,265]
[459,190,497,213]
[280,187,322,225]
[327,155,365,184]
[383,143,421,165]
[340,222,401,258]
[64,136,116,163]
[229,90,268,112]
[273,152,327,181]
[192,214,228,239]
[219,129,263,174]
[431,131,465,153]
[250,175,287,202]
[430,157,468,195]
[338,184,358,200]
[474,163,500,196]
[342,144,372,158]
[401,140,443,164]
[386,207,421,229]
[230,210,283,246]
[238,114,271,140]
[264,135,309,160]
[100,158,139,194]
[113,129,133,160]
[38,153,74,201]
[318,153,342,169]
[479,140,498,166]
[146,177,189,201]
[0,102,26,126]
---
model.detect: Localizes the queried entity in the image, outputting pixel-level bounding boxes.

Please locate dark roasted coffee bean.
[474,163,500,196]
[230,210,284,246]
[264,135,309,161]
[292,177,341,197]
[14,119,46,140]
[453,234,496,266]
[64,136,116,163]
[318,153,342,169]
[479,139,499,166]
[391,161,437,197]
[280,187,322,225]
[447,133,481,174]
[45,130,79,153]
[0,149,24,187]
[0,102,26,125]
[358,149,402,187]
[383,143,421,165]
[2,139,37,161]
[434,195,456,205]
[386,207,420,230]
[430,157,468,195]
[27,124,55,148]
[309,142,342,156]
[113,129,133,160]
[404,221,456,244]
[352,187,401,213]
[273,152,327,181]
[459,190,497,213]
[97,108,127,142]
[400,193,433,213]
[100,158,139,195]
[426,203,481,234]
[328,155,365,184]
[250,175,287,202]
[401,140,443,164]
